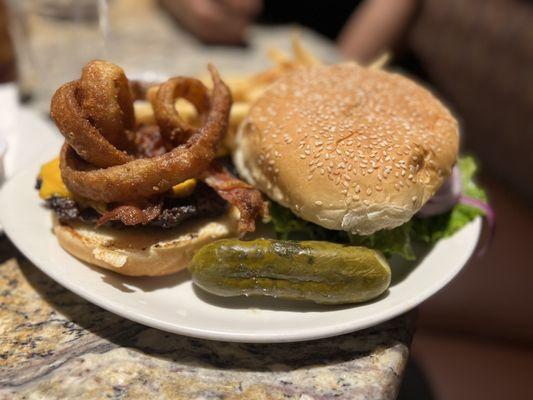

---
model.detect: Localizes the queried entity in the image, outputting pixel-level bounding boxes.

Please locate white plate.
[0,162,481,342]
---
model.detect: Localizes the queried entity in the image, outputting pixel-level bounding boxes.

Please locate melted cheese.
[171,179,196,198]
[38,158,71,199]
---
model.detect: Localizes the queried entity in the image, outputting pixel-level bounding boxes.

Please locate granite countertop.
[0,237,415,399]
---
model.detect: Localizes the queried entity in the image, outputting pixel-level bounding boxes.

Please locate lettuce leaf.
[348,222,416,260]
[268,156,487,260]
[410,156,487,245]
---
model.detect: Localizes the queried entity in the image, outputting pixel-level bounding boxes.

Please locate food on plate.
[37,38,489,307]
[233,58,489,261]
[38,60,267,276]
[235,62,459,235]
[189,239,391,304]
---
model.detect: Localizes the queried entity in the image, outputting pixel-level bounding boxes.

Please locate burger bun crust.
[53,208,239,276]
[234,63,459,235]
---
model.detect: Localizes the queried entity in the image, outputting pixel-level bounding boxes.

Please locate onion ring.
[79,60,136,152]
[60,64,232,203]
[151,77,210,145]
[51,81,133,168]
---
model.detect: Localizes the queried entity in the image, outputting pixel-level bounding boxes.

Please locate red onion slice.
[459,195,496,256]
[417,166,462,217]
[417,164,495,256]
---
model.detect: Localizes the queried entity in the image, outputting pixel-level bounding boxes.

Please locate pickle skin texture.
[189,239,391,304]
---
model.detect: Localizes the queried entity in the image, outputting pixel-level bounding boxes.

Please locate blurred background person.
[159,0,418,63]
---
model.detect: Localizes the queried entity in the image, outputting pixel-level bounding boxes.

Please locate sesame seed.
[248,64,456,201]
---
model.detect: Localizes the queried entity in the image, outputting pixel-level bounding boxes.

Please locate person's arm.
[159,0,262,44]
[337,0,418,63]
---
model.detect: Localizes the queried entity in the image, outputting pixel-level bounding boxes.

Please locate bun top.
[234,63,459,235]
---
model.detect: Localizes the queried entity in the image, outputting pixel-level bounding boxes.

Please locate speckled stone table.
[0,237,415,399]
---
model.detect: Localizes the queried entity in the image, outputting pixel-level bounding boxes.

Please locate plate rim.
[0,162,482,343]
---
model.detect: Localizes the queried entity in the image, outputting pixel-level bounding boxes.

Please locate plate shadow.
[83,262,191,293]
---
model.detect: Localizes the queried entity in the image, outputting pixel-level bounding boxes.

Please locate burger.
[234,63,488,260]
[37,158,242,276]
[38,58,488,281]
[37,60,267,276]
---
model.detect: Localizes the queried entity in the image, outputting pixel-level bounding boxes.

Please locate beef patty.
[44,183,227,229]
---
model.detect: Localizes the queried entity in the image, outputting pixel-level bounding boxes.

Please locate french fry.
[267,47,292,66]
[292,35,320,66]
[369,52,390,70]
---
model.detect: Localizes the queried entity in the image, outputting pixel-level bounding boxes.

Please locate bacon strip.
[94,162,267,232]
[201,162,268,234]
[96,201,163,227]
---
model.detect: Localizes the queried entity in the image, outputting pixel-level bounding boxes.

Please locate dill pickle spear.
[189,239,391,304]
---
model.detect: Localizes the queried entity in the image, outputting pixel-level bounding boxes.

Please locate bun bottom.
[53,208,240,276]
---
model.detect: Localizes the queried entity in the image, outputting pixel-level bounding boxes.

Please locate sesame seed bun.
[53,208,240,276]
[234,63,459,235]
